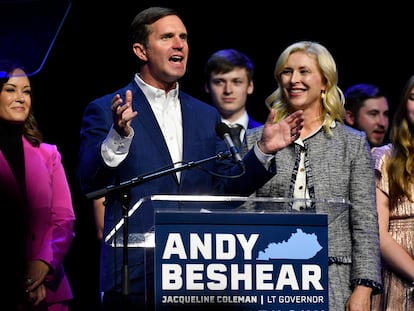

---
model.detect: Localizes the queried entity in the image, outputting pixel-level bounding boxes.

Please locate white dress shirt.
[101,74,183,180]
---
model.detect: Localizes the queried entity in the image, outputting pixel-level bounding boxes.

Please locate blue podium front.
[152,196,330,311]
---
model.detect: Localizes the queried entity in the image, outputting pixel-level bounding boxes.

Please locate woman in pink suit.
[0,60,75,311]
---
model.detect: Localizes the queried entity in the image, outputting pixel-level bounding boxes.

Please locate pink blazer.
[0,138,75,304]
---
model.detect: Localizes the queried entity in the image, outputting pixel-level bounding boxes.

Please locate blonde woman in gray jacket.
[246,41,382,310]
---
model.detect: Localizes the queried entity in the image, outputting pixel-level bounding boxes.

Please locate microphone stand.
[86,150,232,200]
[85,150,232,306]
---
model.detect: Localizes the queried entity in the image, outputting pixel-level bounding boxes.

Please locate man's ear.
[133,43,147,61]
[345,110,355,126]
[204,83,210,94]
[247,80,254,95]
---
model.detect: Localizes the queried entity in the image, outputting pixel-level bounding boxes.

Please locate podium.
[105,195,350,311]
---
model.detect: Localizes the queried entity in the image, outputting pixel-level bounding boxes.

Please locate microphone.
[215,122,244,165]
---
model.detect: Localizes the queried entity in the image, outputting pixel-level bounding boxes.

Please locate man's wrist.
[257,140,277,155]
[257,140,269,154]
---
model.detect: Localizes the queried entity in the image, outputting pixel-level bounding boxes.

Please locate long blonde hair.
[265,41,345,136]
[387,75,414,204]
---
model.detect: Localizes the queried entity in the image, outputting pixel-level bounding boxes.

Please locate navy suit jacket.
[77,79,274,294]
[247,117,262,130]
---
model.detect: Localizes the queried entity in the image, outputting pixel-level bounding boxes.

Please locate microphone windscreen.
[215,122,231,139]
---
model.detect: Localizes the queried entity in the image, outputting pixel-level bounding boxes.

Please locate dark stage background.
[2,1,412,310]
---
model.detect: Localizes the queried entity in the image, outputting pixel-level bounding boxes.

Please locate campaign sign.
[155,211,328,311]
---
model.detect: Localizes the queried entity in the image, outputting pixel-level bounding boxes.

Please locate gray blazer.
[246,122,382,290]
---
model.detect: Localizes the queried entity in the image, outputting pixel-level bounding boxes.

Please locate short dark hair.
[204,49,254,82]
[129,7,180,48]
[344,83,386,116]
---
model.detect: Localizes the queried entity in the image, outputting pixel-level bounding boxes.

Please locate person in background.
[245,41,383,310]
[344,83,389,148]
[371,75,414,311]
[204,48,262,150]
[93,197,105,241]
[0,60,75,311]
[76,7,304,311]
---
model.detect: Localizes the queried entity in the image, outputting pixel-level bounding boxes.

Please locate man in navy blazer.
[77,7,304,311]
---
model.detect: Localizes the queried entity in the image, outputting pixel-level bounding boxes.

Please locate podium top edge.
[136,194,350,205]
